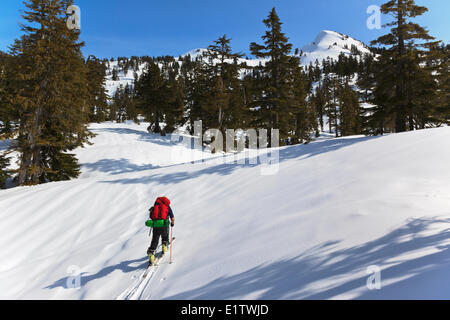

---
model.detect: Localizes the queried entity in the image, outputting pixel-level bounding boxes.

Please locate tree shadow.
[162,217,450,300]
[0,140,9,152]
[91,127,179,148]
[82,128,205,175]
[100,135,380,185]
[81,158,159,175]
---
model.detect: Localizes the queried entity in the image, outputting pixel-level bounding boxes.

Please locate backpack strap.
[155,203,161,220]
[149,206,154,219]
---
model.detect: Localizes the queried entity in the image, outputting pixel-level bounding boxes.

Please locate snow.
[299,30,371,66]
[0,121,449,300]
[104,60,147,99]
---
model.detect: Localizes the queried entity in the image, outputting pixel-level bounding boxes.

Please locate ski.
[118,237,176,300]
[142,237,175,279]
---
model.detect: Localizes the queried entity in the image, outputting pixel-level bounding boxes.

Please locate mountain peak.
[179,48,209,60]
[299,30,371,65]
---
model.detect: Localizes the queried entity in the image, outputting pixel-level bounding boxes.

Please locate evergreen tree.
[0,152,10,189]
[371,0,436,132]
[86,55,109,122]
[7,0,92,185]
[293,65,317,143]
[323,75,341,136]
[107,88,119,121]
[203,35,243,132]
[357,53,377,103]
[370,52,398,135]
[163,63,185,133]
[312,86,327,132]
[339,82,361,136]
[250,8,307,144]
[437,44,450,123]
[136,61,162,132]
[1,52,15,188]
[180,56,209,134]
[0,52,16,138]
[419,42,450,127]
[313,60,322,82]
[112,84,127,122]
[135,60,173,134]
[123,83,139,123]
[112,68,119,81]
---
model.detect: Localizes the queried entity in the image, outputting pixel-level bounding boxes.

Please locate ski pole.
[169,225,174,264]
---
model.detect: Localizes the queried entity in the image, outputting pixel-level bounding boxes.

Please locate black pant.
[147,226,169,254]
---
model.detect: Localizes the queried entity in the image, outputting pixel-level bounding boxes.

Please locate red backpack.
[150,197,171,220]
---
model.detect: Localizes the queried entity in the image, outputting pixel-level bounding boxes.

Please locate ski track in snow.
[117,245,165,300]
[1,121,450,300]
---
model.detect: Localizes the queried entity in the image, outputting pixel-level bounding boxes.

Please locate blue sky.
[1,0,448,59]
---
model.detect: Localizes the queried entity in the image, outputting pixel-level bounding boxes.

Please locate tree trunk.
[395,0,407,133]
[154,110,161,133]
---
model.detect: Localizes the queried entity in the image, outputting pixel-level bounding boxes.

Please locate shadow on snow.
[90,127,180,147]
[45,257,149,291]
[81,158,159,175]
[164,217,450,300]
[44,218,450,299]
[98,135,380,185]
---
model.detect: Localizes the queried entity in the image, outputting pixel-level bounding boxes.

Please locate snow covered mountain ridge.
[182,30,371,67]
[298,30,372,66]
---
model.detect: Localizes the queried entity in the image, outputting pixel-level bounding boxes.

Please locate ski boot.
[149,253,156,266]
[162,243,169,255]
[147,249,156,266]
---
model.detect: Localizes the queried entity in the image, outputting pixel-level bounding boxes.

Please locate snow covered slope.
[104,60,146,99]
[0,122,449,300]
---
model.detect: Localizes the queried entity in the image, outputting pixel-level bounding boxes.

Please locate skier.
[146,196,175,265]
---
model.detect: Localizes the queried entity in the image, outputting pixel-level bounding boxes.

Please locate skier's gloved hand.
[170,218,175,227]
